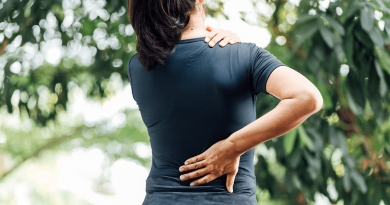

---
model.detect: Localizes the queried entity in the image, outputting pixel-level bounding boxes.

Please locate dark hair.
[128,0,199,71]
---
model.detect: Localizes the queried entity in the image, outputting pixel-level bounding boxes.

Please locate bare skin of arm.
[178,66,324,193]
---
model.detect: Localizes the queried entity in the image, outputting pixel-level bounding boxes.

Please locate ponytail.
[128,0,197,71]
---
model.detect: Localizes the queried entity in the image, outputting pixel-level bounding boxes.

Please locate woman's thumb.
[226,172,237,193]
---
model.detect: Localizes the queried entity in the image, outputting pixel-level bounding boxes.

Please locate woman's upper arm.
[249,45,285,98]
[266,66,323,111]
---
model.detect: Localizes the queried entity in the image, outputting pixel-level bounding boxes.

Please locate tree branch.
[0,39,9,56]
[0,126,86,182]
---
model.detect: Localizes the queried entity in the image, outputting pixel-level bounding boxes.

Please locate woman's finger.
[179,167,209,181]
[204,28,222,43]
[232,36,241,44]
[227,34,241,45]
[189,174,218,186]
[208,31,232,47]
[219,36,233,47]
[225,170,238,193]
[179,160,206,172]
[184,153,206,165]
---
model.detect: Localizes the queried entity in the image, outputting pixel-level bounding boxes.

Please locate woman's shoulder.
[226,42,266,55]
[127,53,141,71]
[129,53,139,64]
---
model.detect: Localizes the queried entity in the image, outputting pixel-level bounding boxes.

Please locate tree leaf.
[284,128,297,155]
[302,150,320,180]
[320,26,334,48]
[324,15,345,36]
[374,59,388,97]
[297,124,314,151]
[376,0,390,14]
[375,46,390,76]
[306,127,324,150]
[367,65,387,124]
[329,126,348,156]
[384,144,390,156]
[313,42,326,61]
[343,166,352,192]
[344,1,361,19]
[368,95,385,124]
[307,166,317,180]
[295,14,319,25]
[360,7,374,32]
[343,156,355,168]
[365,1,378,9]
[386,19,390,30]
[287,148,302,169]
[284,171,295,192]
[350,170,367,194]
[354,28,374,49]
[306,51,321,73]
[385,19,390,42]
[368,27,384,47]
[345,86,364,116]
[292,20,320,54]
[368,180,382,205]
[386,27,390,42]
[344,33,357,73]
[303,148,321,170]
[324,50,340,76]
[346,70,366,110]
[317,84,333,110]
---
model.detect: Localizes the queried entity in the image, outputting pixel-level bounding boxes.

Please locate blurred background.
[0,0,390,204]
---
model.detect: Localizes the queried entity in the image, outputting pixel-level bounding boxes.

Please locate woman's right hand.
[178,139,241,193]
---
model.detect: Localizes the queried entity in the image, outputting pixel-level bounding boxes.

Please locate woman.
[127,0,323,204]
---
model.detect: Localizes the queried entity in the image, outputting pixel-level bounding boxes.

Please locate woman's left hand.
[178,139,241,193]
[205,26,241,48]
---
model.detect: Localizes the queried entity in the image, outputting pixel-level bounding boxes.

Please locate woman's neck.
[180,29,209,40]
[180,10,209,40]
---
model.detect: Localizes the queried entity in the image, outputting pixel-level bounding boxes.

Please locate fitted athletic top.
[127,37,285,181]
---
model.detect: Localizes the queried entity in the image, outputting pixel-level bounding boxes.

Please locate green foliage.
[256,0,390,204]
[0,0,133,126]
[1,0,390,204]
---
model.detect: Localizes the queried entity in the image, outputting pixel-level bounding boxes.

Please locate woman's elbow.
[304,89,323,113]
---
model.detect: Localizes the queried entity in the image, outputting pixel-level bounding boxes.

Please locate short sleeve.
[249,44,285,98]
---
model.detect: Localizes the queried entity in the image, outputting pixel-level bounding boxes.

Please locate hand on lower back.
[178,139,240,193]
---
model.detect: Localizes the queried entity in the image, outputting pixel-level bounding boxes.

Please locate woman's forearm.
[225,94,322,156]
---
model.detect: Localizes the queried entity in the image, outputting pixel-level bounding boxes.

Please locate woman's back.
[127,37,285,199]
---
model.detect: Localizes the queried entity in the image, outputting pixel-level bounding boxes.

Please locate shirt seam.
[248,43,257,105]
[128,53,138,100]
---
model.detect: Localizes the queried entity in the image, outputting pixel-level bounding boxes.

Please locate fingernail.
[219,42,226,47]
[209,41,215,47]
[205,37,210,42]
[229,40,234,44]
[229,186,233,193]
[180,167,184,171]
[185,161,189,165]
[190,182,195,186]
[180,175,186,180]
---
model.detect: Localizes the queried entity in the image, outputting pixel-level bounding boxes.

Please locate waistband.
[148,167,256,180]
[145,173,256,195]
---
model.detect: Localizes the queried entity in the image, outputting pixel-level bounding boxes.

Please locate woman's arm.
[226,65,323,155]
[178,66,323,193]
